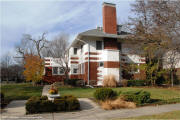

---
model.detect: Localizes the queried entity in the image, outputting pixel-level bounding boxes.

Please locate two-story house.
[43,2,146,85]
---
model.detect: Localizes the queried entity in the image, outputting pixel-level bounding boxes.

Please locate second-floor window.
[96,41,102,50]
[74,48,77,55]
[81,45,83,53]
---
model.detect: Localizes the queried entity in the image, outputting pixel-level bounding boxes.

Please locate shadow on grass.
[140,98,180,106]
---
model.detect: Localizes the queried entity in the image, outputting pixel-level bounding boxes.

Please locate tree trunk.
[171,70,174,87]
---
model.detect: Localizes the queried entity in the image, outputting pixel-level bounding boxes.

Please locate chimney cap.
[103,2,116,7]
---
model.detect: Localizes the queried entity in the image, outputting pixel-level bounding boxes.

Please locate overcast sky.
[0,0,134,58]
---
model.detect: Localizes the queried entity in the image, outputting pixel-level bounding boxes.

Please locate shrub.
[39,100,55,112]
[40,96,48,100]
[0,92,5,108]
[89,80,97,86]
[65,96,80,111]
[54,98,66,111]
[121,90,151,105]
[127,80,146,86]
[101,98,136,110]
[0,92,4,100]
[103,75,117,87]
[65,79,79,86]
[94,88,118,101]
[121,79,128,87]
[26,97,41,114]
[75,80,84,86]
[26,95,80,114]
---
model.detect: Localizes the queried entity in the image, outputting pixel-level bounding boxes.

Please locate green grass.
[1,83,180,105]
[59,86,180,100]
[114,110,180,119]
[1,83,43,101]
[58,86,97,98]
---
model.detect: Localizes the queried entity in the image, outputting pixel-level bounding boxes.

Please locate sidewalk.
[1,99,180,120]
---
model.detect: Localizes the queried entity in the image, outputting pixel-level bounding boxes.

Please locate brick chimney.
[103,2,117,34]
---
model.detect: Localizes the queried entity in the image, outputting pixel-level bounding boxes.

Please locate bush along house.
[43,2,146,85]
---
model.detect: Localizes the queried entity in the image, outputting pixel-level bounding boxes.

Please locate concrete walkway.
[1,99,180,120]
[42,85,50,96]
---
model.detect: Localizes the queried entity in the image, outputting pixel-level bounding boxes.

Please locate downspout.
[88,43,90,85]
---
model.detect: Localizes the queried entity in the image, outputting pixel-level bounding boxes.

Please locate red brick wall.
[84,62,98,84]
[103,4,117,34]
[133,70,146,80]
[43,67,65,84]
[104,61,120,68]
[104,38,118,50]
[85,52,100,55]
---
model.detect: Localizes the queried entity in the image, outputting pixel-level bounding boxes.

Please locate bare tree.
[163,45,180,87]
[44,33,70,81]
[16,32,48,58]
[1,53,12,83]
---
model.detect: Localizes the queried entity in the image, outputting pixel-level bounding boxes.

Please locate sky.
[0,0,135,58]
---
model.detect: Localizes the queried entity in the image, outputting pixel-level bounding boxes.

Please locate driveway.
[1,98,180,120]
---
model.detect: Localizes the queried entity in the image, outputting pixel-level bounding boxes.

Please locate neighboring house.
[163,51,180,80]
[43,2,146,85]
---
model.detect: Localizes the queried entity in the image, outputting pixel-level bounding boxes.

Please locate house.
[43,2,147,85]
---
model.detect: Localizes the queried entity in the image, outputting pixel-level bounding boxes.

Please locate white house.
[43,2,147,85]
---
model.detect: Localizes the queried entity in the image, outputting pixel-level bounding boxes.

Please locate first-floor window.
[53,67,58,75]
[73,68,78,74]
[59,67,65,74]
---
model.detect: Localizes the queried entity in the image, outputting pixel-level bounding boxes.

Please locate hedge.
[26,95,80,114]
[94,88,117,101]
[0,92,5,108]
[127,80,146,86]
[121,90,151,105]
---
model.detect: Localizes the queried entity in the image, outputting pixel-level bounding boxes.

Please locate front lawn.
[1,83,43,101]
[59,86,180,100]
[115,110,180,119]
[1,83,180,105]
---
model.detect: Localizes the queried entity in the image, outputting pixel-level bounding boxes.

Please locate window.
[59,67,64,74]
[74,48,77,55]
[81,45,83,53]
[52,67,58,75]
[96,41,102,50]
[73,68,78,74]
[99,62,104,67]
